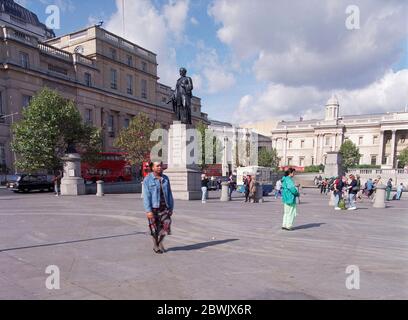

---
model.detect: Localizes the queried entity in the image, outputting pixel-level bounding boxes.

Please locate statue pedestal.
[324,152,343,178]
[165,121,201,200]
[61,153,85,196]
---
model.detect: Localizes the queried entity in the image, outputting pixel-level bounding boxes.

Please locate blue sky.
[17,0,408,123]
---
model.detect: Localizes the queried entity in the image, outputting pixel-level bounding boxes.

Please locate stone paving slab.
[0,188,407,300]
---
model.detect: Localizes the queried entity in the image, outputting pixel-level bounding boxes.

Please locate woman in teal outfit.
[281,168,299,231]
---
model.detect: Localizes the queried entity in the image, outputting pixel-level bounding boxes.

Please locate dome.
[326,94,339,106]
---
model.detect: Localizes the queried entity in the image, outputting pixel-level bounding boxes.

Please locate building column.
[313,135,318,164]
[319,134,324,165]
[390,130,397,168]
[377,130,385,166]
[283,137,288,166]
[333,134,337,151]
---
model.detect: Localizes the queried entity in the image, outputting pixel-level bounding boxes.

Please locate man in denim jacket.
[143,161,174,254]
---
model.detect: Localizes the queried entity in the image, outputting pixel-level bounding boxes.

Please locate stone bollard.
[220,181,230,201]
[329,191,335,206]
[96,180,104,197]
[255,183,264,203]
[373,184,386,208]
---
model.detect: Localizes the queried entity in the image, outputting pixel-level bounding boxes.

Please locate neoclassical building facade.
[0,0,208,171]
[271,96,408,169]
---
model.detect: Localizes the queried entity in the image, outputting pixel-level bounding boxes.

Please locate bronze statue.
[168,67,193,125]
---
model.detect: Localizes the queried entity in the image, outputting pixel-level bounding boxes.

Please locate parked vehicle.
[81,152,133,183]
[236,166,276,196]
[7,174,54,193]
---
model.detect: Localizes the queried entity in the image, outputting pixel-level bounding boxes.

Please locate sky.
[15,0,408,125]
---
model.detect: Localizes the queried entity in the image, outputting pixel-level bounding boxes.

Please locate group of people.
[142,162,304,254]
[316,174,405,211]
[142,161,406,254]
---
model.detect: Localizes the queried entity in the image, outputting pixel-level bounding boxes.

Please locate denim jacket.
[143,173,174,212]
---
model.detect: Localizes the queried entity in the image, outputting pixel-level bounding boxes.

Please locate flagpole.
[122,0,125,38]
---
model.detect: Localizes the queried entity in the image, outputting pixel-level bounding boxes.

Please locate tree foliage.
[12,88,102,173]
[397,147,408,168]
[339,140,361,169]
[196,121,223,170]
[258,148,279,170]
[114,113,160,165]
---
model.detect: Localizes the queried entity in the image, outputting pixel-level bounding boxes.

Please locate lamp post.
[0,112,19,174]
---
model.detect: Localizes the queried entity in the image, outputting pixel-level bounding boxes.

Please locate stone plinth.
[60,153,85,196]
[324,152,343,178]
[165,121,201,200]
[220,182,230,201]
[373,184,386,208]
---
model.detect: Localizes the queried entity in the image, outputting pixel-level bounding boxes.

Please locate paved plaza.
[0,187,407,300]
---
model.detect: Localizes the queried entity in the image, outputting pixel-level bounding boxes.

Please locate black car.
[7,174,54,193]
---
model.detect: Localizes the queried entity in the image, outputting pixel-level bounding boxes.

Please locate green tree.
[114,113,160,165]
[397,147,408,168]
[12,88,102,173]
[196,121,223,170]
[339,140,361,169]
[258,148,279,170]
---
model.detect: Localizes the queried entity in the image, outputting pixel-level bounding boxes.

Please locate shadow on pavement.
[167,238,239,252]
[0,231,146,253]
[292,223,326,231]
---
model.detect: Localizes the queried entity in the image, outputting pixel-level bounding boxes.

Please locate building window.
[311,156,314,165]
[20,52,29,69]
[358,136,363,145]
[373,135,379,144]
[110,48,117,60]
[84,73,92,87]
[0,143,6,167]
[124,118,130,128]
[127,55,133,67]
[287,157,293,166]
[325,136,331,146]
[141,61,147,72]
[141,79,147,99]
[126,75,133,95]
[162,97,167,103]
[301,140,305,148]
[85,109,92,125]
[111,69,117,90]
[371,155,377,166]
[400,135,406,144]
[299,157,305,167]
[48,64,68,75]
[108,115,115,137]
[288,140,293,149]
[22,95,31,109]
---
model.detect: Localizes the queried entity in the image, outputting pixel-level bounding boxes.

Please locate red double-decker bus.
[81,152,133,183]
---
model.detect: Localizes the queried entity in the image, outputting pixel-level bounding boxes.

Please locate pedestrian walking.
[201,174,209,203]
[52,170,62,196]
[347,174,358,210]
[249,177,257,203]
[394,183,404,200]
[386,178,393,201]
[274,178,282,199]
[333,175,345,210]
[143,161,174,254]
[244,175,251,203]
[228,174,236,200]
[281,168,299,231]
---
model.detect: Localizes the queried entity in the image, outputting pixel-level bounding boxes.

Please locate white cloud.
[190,17,199,26]
[203,68,236,94]
[163,0,190,41]
[209,0,408,89]
[192,41,236,94]
[105,0,191,86]
[233,69,408,123]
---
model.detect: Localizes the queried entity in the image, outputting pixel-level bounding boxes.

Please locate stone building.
[0,0,208,172]
[271,95,408,169]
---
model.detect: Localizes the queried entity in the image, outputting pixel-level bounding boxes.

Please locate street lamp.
[0,112,19,174]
